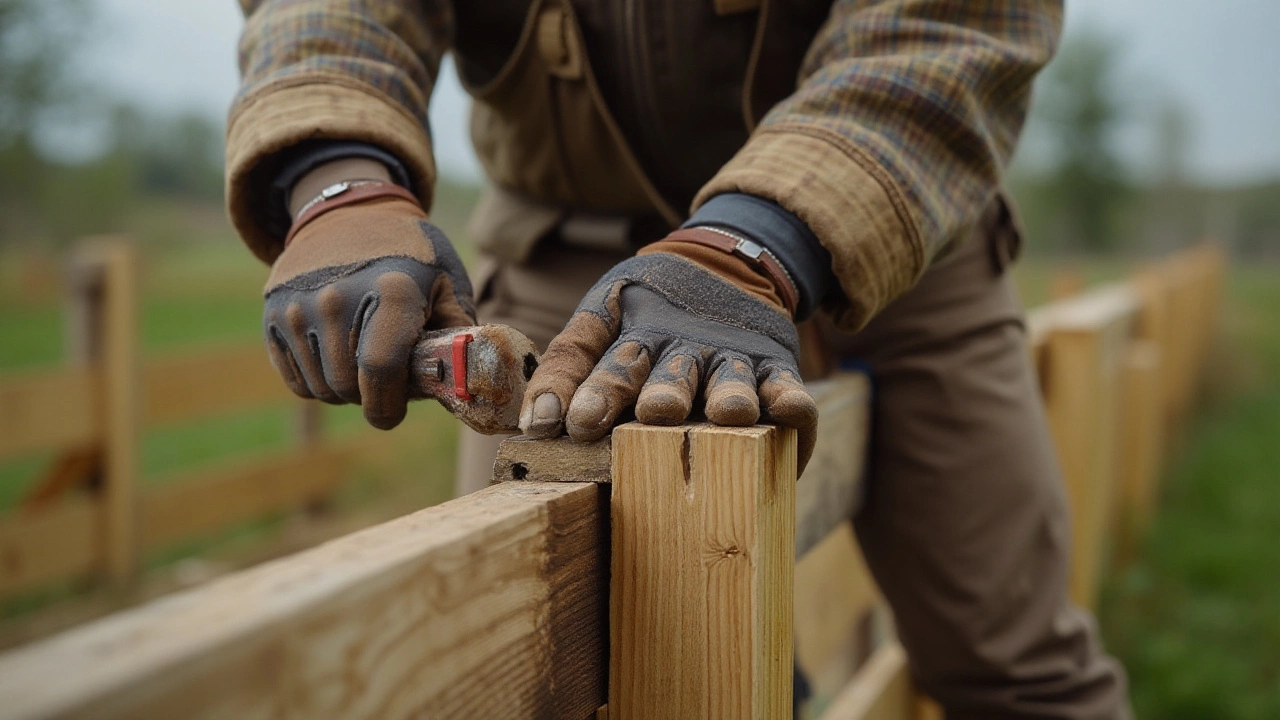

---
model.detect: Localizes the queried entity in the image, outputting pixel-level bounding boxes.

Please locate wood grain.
[494,435,612,484]
[0,368,98,461]
[609,423,795,719]
[0,481,608,720]
[817,642,914,720]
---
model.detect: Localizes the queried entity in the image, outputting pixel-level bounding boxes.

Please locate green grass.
[1099,268,1280,719]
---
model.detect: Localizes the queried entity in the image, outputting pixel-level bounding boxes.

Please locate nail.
[568,388,609,430]
[533,393,561,421]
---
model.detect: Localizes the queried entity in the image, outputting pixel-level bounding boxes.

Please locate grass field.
[2,206,1277,714]
[1099,267,1280,720]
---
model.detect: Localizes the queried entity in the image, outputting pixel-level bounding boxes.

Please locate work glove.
[263,185,475,430]
[520,236,818,471]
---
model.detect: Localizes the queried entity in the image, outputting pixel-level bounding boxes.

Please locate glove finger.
[635,344,701,426]
[704,353,761,426]
[521,307,620,438]
[264,320,312,400]
[314,285,361,403]
[566,338,652,441]
[758,363,819,473]
[426,275,477,330]
[355,271,429,430]
[279,297,342,404]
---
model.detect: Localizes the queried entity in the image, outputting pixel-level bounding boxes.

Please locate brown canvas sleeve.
[227,0,454,263]
[694,0,1062,331]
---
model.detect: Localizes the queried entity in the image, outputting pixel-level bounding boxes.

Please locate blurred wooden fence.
[0,238,392,602]
[0,243,1224,719]
[1028,243,1225,608]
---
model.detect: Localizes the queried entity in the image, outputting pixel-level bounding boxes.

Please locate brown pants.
[456,216,1131,719]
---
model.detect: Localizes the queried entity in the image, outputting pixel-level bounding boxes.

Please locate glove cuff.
[586,252,801,358]
[648,227,799,317]
[285,182,420,247]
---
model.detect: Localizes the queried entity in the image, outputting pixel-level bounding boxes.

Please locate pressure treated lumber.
[0,481,608,720]
[609,422,796,719]
[494,435,612,484]
[494,373,870,559]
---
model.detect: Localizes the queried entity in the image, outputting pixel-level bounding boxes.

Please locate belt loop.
[537,5,582,79]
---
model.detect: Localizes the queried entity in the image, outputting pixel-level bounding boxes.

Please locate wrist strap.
[285,182,420,247]
[661,227,800,316]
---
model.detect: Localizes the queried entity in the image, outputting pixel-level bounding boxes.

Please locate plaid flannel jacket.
[228,0,1062,330]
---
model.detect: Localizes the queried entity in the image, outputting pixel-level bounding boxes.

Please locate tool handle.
[408,325,540,435]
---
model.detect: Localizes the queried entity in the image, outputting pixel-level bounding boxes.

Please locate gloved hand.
[520,238,818,471]
[263,186,475,429]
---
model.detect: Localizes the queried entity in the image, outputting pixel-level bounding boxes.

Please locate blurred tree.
[1028,29,1132,253]
[106,105,225,202]
[0,0,91,247]
[0,0,224,250]
[0,0,89,149]
[1142,98,1197,254]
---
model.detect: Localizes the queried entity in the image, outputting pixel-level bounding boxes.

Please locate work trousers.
[455,208,1131,719]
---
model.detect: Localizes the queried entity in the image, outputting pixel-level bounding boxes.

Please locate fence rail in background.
[0,238,361,602]
[0,243,1225,719]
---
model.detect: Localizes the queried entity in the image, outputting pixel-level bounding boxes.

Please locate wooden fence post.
[1041,288,1137,609]
[609,423,796,719]
[68,238,141,587]
[1114,341,1164,566]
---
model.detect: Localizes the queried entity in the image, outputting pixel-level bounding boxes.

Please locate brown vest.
[453,0,832,261]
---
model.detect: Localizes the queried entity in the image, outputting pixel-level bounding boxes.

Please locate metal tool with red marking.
[408,325,540,435]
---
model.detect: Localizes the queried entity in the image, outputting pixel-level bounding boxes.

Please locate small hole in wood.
[512,462,529,480]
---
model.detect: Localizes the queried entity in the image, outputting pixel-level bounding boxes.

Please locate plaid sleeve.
[694,0,1063,330]
[227,0,453,263]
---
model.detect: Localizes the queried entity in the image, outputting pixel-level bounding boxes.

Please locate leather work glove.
[263,183,475,429]
[520,231,819,471]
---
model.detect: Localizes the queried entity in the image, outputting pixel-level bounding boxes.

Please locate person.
[228,0,1131,716]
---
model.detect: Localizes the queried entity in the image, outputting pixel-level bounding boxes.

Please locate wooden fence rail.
[0,243,1225,719]
[0,238,367,601]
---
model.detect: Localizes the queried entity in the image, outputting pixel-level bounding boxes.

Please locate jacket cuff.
[226,75,437,264]
[692,125,925,331]
[267,141,414,240]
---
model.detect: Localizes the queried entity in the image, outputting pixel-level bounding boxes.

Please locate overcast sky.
[79,0,1280,185]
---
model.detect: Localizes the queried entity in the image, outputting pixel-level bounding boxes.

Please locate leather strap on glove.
[263,186,475,429]
[521,238,818,471]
